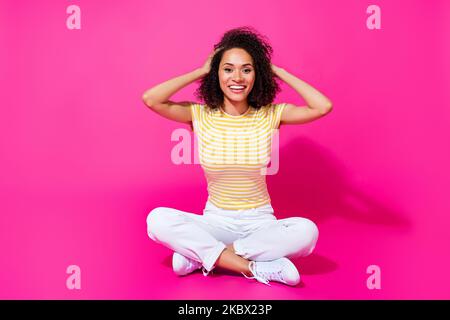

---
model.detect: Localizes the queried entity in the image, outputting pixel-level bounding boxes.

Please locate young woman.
[142,27,332,286]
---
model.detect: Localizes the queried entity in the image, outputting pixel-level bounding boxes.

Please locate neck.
[222,98,249,116]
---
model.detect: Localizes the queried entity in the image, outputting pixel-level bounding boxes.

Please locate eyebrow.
[223,63,253,67]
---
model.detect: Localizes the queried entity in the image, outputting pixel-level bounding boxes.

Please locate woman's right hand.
[201,47,222,74]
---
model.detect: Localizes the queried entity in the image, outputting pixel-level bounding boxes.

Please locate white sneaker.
[244,257,300,286]
[172,252,206,276]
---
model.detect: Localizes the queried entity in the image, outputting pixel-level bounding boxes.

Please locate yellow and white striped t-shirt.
[190,103,287,210]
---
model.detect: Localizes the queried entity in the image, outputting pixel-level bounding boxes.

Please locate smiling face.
[218,48,256,105]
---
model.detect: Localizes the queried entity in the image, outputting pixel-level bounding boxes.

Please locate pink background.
[1,0,449,299]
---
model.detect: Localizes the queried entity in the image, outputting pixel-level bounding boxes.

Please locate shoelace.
[242,272,271,286]
[242,261,286,286]
[185,256,211,277]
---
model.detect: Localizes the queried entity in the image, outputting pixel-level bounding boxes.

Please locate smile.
[228,85,246,93]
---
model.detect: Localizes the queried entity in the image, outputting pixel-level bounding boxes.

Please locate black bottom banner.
[1,300,448,318]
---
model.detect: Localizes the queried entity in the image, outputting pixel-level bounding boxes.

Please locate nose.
[233,71,243,82]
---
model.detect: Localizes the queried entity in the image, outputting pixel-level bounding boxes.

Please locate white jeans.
[147,200,319,272]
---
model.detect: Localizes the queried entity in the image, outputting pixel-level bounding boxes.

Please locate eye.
[224,68,252,73]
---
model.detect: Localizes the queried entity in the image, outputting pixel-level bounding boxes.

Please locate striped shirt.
[190,103,287,210]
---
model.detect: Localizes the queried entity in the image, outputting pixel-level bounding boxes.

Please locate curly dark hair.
[195,26,280,110]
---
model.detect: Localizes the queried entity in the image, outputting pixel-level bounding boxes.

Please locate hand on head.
[201,47,223,74]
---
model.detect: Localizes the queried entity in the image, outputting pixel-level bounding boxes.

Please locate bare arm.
[272,65,333,125]
[142,48,218,124]
[142,68,207,123]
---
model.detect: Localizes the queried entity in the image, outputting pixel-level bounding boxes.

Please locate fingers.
[213,46,224,54]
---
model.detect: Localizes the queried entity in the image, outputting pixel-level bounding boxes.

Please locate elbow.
[323,102,333,114]
[142,92,154,107]
[318,105,332,115]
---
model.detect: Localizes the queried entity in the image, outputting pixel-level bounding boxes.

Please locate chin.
[225,95,248,102]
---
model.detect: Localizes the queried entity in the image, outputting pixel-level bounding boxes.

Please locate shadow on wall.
[142,135,410,276]
[267,136,411,229]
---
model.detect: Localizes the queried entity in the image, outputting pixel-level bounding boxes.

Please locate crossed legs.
[147,207,319,276]
[216,244,253,277]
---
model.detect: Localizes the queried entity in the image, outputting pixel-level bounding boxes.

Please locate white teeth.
[229,86,245,89]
